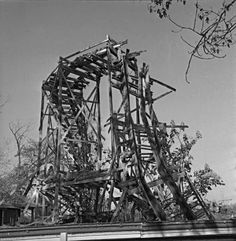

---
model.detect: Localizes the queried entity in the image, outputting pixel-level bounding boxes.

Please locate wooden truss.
[32,36,214,223]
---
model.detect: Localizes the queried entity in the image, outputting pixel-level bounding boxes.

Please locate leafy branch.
[148,0,236,83]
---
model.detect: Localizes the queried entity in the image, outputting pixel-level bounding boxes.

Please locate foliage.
[9,121,31,168]
[0,138,40,207]
[148,0,187,18]
[164,122,202,173]
[0,120,226,222]
[146,121,225,203]
[0,143,13,176]
[0,168,26,207]
[0,137,34,206]
[192,163,225,196]
[210,201,236,219]
[148,0,236,82]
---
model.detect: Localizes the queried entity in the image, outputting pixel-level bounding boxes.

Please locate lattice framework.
[30,36,214,223]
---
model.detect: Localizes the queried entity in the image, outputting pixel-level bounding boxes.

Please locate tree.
[148,0,236,82]
[0,142,12,176]
[0,167,26,207]
[144,122,225,215]
[0,138,39,208]
[9,121,30,169]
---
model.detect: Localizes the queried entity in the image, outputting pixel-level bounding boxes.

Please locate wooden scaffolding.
[32,36,214,223]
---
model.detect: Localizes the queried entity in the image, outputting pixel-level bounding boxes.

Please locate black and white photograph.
[0,0,235,240]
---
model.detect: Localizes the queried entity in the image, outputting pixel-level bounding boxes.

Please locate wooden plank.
[153,90,173,101]
[130,74,176,92]
[112,39,128,49]
[62,65,96,82]
[74,58,102,76]
[64,38,107,59]
[66,76,90,85]
[60,232,68,241]
[127,179,163,196]
[149,76,176,92]
[109,45,118,57]
[111,82,141,98]
[84,56,108,74]
[64,138,98,144]
[194,209,206,219]
[96,79,102,162]
[97,181,108,212]
[66,174,110,186]
[110,189,128,222]
[90,53,108,65]
[128,82,139,90]
[138,175,167,220]
[139,72,195,221]
[118,178,137,189]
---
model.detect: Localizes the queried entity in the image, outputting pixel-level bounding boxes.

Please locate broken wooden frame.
[29,36,214,223]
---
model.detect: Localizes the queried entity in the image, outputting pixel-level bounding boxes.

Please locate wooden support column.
[60,232,68,241]
[37,90,45,175]
[31,208,35,222]
[107,36,115,157]
[40,92,48,220]
[106,36,116,212]
[111,189,128,222]
[96,77,102,162]
[94,77,102,214]
[139,70,195,221]
[35,90,45,219]
[53,65,63,223]
[97,181,108,212]
[1,209,4,225]
[122,53,141,176]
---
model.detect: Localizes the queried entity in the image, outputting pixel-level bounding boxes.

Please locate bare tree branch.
[0,95,8,113]
[9,122,30,169]
[148,0,236,82]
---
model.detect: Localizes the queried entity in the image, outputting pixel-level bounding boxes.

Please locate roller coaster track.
[23,36,215,223]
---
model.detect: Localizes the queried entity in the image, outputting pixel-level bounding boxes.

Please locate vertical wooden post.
[42,105,53,218]
[106,35,115,156]
[60,232,68,241]
[94,78,102,214]
[40,92,47,220]
[94,187,100,214]
[37,90,45,174]
[31,208,35,222]
[53,65,63,223]
[140,71,195,220]
[36,89,45,220]
[1,209,4,225]
[42,195,46,219]
[106,36,116,212]
[96,77,102,162]
[134,63,141,154]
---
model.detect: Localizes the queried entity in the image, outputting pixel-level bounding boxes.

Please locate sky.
[0,0,235,202]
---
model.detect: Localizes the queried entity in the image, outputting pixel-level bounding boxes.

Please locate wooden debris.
[28,36,214,224]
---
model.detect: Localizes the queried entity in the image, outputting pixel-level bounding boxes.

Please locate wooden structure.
[27,36,214,223]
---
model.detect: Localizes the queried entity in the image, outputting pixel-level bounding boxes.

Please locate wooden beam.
[149,76,176,92]
[110,189,128,222]
[60,232,68,241]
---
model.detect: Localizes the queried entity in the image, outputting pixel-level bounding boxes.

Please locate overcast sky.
[0,0,235,202]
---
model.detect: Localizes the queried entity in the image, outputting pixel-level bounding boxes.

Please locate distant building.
[0,204,21,226]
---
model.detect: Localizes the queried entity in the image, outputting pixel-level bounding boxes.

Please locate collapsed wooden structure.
[29,36,214,223]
